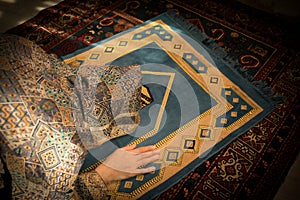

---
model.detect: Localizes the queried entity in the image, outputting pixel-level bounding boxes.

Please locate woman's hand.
[95,144,161,184]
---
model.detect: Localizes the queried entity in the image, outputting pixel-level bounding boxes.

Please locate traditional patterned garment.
[0,33,143,199]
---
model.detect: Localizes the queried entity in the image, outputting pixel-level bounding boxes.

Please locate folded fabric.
[72,64,143,150]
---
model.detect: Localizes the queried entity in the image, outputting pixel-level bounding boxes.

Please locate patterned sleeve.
[0,33,86,199]
[73,170,108,199]
[0,33,151,200]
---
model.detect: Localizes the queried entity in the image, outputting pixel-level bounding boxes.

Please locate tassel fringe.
[166,9,284,105]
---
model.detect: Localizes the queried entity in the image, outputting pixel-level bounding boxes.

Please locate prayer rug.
[62,11,279,199]
[5,0,300,199]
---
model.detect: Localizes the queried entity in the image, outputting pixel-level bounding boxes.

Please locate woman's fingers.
[136,153,160,168]
[130,145,157,153]
[135,166,157,174]
[126,145,161,165]
[136,149,161,160]
[122,144,137,151]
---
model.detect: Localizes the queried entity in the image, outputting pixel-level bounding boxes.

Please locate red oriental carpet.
[5,0,300,199]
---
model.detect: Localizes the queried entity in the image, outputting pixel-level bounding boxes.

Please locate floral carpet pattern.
[4,0,300,199]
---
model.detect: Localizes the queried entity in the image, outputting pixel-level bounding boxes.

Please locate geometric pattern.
[216,88,253,128]
[183,53,208,73]
[181,136,199,154]
[89,52,101,60]
[174,44,182,49]
[104,46,114,53]
[37,146,61,170]
[0,102,33,130]
[164,148,182,166]
[132,25,173,41]
[199,127,212,139]
[0,69,25,102]
[183,139,196,149]
[118,41,128,46]
[0,127,33,150]
[210,76,219,84]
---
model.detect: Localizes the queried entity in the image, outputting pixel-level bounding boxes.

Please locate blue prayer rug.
[62,11,279,200]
